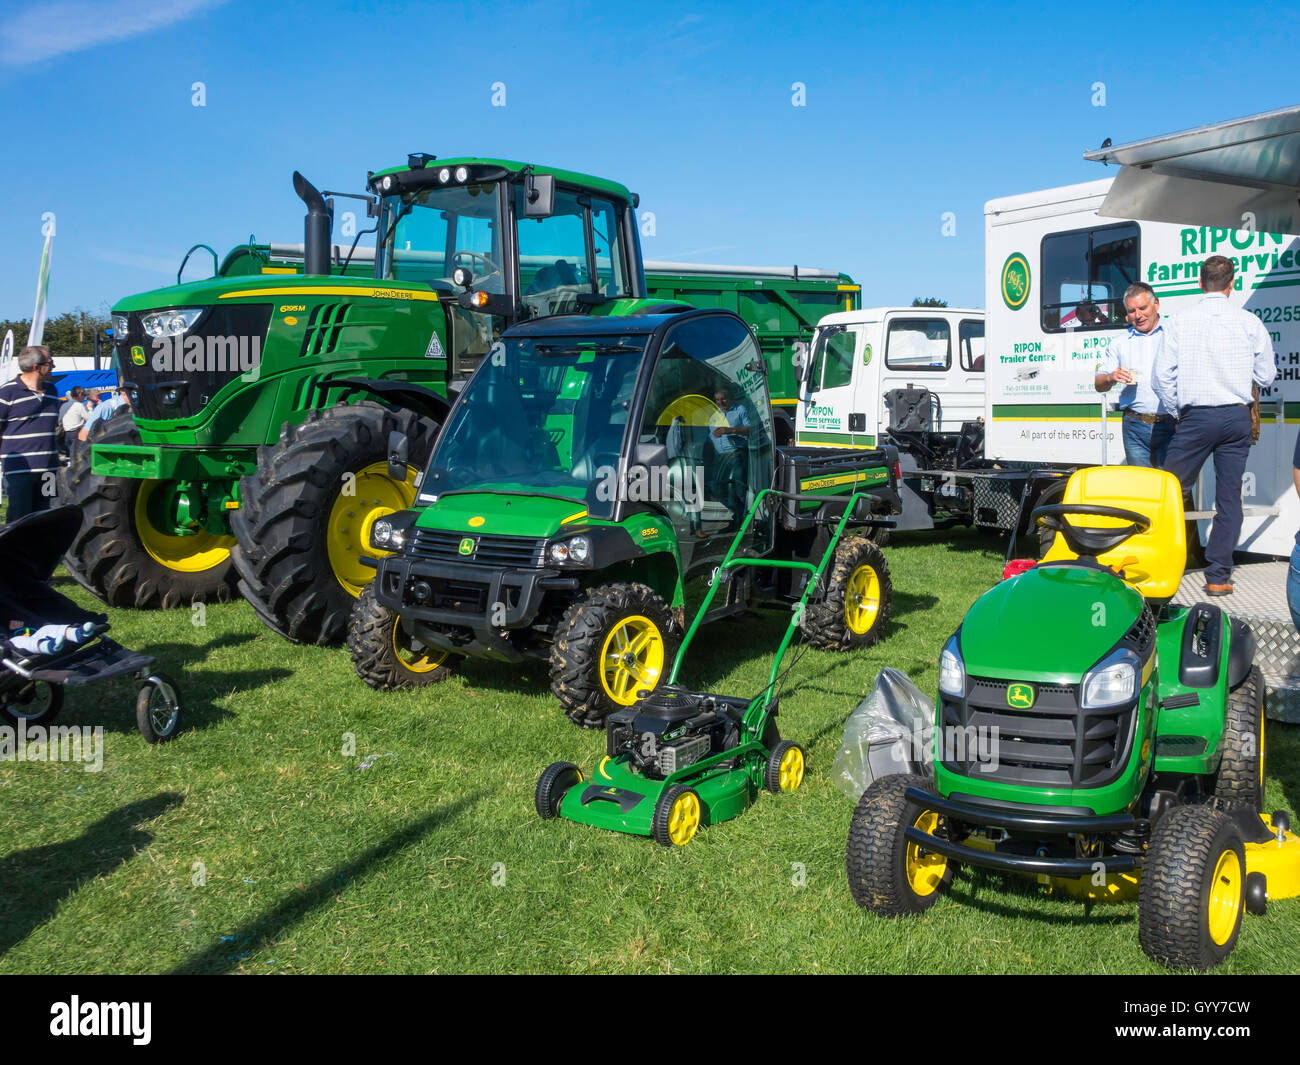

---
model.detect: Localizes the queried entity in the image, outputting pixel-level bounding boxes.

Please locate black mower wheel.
[347,585,460,690]
[765,740,807,794]
[846,773,953,916]
[1138,804,1245,971]
[60,409,238,609]
[548,582,679,728]
[1245,871,1267,916]
[135,672,182,743]
[1,680,63,728]
[1214,665,1265,813]
[535,761,583,819]
[1033,480,1068,559]
[230,403,438,645]
[799,536,892,651]
[652,784,702,847]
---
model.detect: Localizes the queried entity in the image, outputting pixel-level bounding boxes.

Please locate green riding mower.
[846,464,1300,970]
[537,486,890,845]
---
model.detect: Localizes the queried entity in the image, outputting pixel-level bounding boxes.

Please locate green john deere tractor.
[349,307,901,725]
[846,464,1300,971]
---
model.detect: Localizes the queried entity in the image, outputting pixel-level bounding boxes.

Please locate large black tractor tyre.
[799,536,892,651]
[60,409,238,609]
[1214,665,1266,813]
[231,403,437,645]
[548,583,680,728]
[347,584,460,690]
[1139,804,1245,971]
[846,773,954,916]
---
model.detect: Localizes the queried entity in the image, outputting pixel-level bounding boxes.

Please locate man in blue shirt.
[0,346,61,521]
[1153,255,1277,595]
[708,384,751,532]
[1095,282,1175,467]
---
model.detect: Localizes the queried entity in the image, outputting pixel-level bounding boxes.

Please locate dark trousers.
[3,471,54,523]
[1162,405,1251,585]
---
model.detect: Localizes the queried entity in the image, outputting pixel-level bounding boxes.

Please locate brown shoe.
[1206,582,1234,596]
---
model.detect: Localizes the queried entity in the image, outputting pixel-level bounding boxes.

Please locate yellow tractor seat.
[1040,466,1186,600]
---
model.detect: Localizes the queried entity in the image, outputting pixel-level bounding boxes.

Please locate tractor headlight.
[1080,648,1140,709]
[142,308,202,338]
[454,165,469,183]
[160,387,181,407]
[111,313,130,338]
[548,535,590,565]
[939,635,965,697]
[438,167,452,184]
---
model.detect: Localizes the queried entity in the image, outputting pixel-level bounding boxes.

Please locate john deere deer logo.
[1007,683,1035,709]
[458,537,475,557]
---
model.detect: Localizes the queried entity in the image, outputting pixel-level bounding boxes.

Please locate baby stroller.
[0,505,182,742]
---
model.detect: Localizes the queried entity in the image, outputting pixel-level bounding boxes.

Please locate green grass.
[1,527,1297,974]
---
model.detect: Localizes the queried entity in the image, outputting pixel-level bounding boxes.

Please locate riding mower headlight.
[939,635,965,697]
[548,535,591,566]
[1080,647,1141,709]
[141,308,203,338]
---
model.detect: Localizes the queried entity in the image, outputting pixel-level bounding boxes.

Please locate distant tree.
[0,309,110,357]
[911,297,948,307]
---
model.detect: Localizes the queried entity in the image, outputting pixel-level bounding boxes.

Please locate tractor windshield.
[378,183,505,291]
[420,334,649,518]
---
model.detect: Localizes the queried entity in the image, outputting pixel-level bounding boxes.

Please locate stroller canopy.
[2,505,83,586]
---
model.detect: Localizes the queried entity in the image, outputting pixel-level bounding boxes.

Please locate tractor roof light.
[438,167,452,184]
[1080,647,1140,709]
[454,165,469,183]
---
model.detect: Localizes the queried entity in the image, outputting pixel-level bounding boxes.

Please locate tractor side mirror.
[524,173,555,218]
[388,430,409,482]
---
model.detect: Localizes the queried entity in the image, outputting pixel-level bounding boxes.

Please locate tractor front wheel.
[800,536,892,650]
[231,403,437,645]
[846,773,953,916]
[347,585,459,690]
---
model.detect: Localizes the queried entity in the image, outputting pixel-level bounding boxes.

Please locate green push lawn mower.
[846,464,1300,971]
[536,486,891,846]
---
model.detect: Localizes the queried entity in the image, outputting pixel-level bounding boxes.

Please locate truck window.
[1040,222,1139,332]
[810,326,856,390]
[960,319,985,371]
[886,319,950,371]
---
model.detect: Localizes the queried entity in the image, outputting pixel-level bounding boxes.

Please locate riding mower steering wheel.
[1032,503,1150,560]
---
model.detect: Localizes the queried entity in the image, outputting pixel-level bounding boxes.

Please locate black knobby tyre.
[1034,481,1068,560]
[548,582,679,728]
[1139,804,1245,971]
[535,761,583,819]
[764,740,807,795]
[846,773,952,916]
[652,784,702,847]
[60,409,238,609]
[1214,665,1265,813]
[1,681,63,728]
[347,584,459,690]
[135,673,182,744]
[861,525,891,549]
[799,536,892,651]
[231,403,437,645]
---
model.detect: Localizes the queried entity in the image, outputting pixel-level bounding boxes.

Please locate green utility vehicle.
[349,308,900,726]
[846,464,1299,971]
[67,157,859,645]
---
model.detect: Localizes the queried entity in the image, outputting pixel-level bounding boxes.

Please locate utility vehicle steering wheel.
[1032,503,1150,559]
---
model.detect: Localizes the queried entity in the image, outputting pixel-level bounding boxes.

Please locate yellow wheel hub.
[904,810,948,898]
[1207,848,1242,946]
[777,746,805,792]
[133,481,235,573]
[327,460,419,597]
[392,619,446,674]
[599,615,665,705]
[845,562,881,635]
[667,791,701,846]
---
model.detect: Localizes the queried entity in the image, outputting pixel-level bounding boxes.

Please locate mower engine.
[606,686,746,780]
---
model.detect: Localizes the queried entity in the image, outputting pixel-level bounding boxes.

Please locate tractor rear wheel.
[846,773,953,916]
[800,536,892,650]
[60,409,238,609]
[549,583,679,728]
[231,403,437,645]
[347,584,459,690]
[1139,804,1245,970]
[1214,665,1266,813]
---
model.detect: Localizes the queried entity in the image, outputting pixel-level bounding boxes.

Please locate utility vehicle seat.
[1040,465,1185,600]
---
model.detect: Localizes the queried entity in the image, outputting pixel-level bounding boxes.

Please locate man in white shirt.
[1095,283,1176,467]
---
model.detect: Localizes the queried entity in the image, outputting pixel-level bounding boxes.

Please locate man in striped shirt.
[1153,256,1277,595]
[0,346,61,522]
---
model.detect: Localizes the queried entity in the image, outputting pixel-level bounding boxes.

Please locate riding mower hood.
[846,465,1299,970]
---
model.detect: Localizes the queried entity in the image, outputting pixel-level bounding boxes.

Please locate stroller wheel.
[2,681,63,728]
[136,673,182,744]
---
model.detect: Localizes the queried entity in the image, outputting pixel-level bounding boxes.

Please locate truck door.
[798,322,873,447]
[877,314,956,434]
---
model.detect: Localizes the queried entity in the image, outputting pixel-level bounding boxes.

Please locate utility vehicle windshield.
[421,335,649,518]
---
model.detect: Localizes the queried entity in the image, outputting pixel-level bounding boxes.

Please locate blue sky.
[1,0,1297,320]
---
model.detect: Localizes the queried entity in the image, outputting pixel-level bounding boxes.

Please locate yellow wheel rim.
[667,791,700,846]
[599,615,665,705]
[327,460,419,597]
[904,810,948,898]
[845,563,881,635]
[777,746,805,792]
[134,480,236,573]
[1207,848,1242,946]
[392,619,447,674]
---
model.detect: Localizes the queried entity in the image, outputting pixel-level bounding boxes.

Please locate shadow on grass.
[170,792,484,974]
[945,868,1132,926]
[0,791,183,957]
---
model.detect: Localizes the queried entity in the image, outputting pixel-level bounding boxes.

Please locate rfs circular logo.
[1001,252,1031,311]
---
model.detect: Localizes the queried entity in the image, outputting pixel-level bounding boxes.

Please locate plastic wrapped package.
[831,667,934,802]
